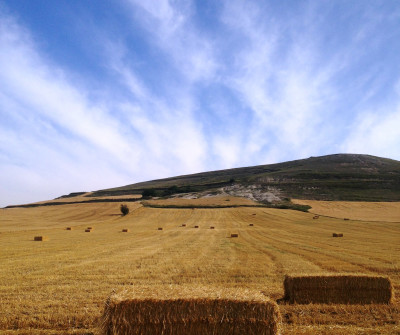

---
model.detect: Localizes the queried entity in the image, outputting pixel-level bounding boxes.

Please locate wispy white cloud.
[219,0,339,162]
[0,8,208,206]
[341,102,400,159]
[1,0,399,207]
[125,0,218,82]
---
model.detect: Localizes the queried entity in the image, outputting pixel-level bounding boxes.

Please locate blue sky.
[1,1,400,206]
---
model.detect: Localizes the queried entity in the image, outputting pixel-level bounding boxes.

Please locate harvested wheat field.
[143,195,260,207]
[292,199,400,222]
[31,192,142,205]
[0,201,399,334]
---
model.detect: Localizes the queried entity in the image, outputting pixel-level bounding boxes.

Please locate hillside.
[90,154,400,202]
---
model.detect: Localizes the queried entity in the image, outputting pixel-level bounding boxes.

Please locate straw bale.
[122,229,129,232]
[158,228,163,231]
[283,274,394,304]
[249,224,254,226]
[66,227,73,230]
[332,233,343,237]
[313,215,319,219]
[34,236,48,241]
[210,226,215,229]
[194,225,199,228]
[181,224,186,227]
[85,229,92,232]
[231,233,239,238]
[344,218,349,220]
[101,285,281,335]
[87,227,94,230]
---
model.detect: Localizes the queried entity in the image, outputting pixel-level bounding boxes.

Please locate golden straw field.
[292,199,400,223]
[1,198,399,334]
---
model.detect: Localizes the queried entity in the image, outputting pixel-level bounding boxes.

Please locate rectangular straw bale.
[231,233,239,237]
[249,223,254,226]
[194,225,199,228]
[34,236,48,241]
[332,233,343,237]
[122,229,129,232]
[66,227,73,230]
[283,274,394,304]
[101,286,281,335]
[87,227,94,230]
[210,226,215,229]
[181,224,186,227]
[158,228,163,231]
[85,229,92,232]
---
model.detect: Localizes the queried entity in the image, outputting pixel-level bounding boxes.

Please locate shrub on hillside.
[142,189,157,198]
[120,204,129,216]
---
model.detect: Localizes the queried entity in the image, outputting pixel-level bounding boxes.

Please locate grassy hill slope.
[91,154,400,201]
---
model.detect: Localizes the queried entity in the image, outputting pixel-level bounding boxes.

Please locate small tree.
[120,204,129,216]
[142,188,156,198]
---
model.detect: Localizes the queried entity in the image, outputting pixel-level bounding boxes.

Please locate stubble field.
[0,198,399,334]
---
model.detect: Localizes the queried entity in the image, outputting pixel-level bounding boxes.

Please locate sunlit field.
[1,198,399,334]
[293,199,400,222]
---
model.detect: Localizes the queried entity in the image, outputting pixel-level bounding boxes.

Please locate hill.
[90,154,400,202]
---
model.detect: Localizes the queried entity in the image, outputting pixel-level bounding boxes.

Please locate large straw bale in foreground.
[101,286,281,335]
[284,274,393,304]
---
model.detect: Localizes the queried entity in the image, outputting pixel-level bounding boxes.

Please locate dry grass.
[292,199,400,222]
[32,193,142,205]
[145,195,260,207]
[0,201,399,334]
[101,285,281,335]
[283,274,393,304]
